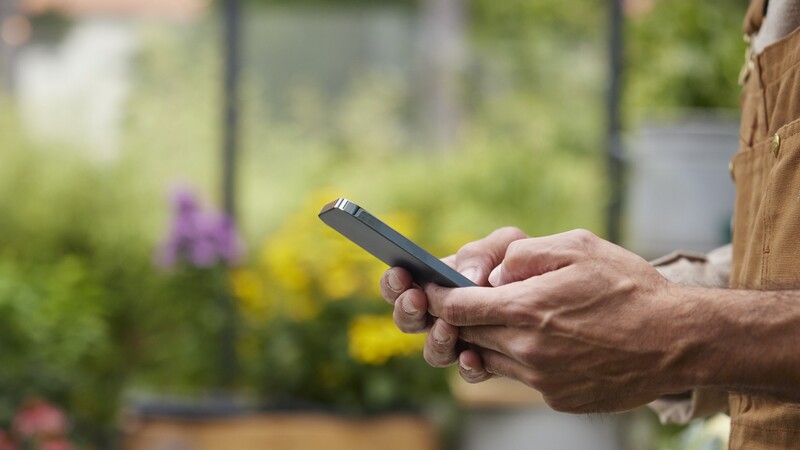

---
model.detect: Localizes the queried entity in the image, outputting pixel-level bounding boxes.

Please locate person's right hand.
[379,226,528,374]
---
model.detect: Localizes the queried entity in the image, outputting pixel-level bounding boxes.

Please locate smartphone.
[318,198,475,288]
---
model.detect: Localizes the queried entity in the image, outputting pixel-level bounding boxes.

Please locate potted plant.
[124,189,452,450]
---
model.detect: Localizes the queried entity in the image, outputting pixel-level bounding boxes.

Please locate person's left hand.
[380,227,527,374]
[425,229,694,413]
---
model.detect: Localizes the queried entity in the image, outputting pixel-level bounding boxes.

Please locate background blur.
[0,0,746,449]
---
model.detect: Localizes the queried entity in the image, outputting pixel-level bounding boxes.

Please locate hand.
[425,229,691,413]
[380,227,527,372]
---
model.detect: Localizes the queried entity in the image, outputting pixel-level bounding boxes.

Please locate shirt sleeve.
[646,244,732,424]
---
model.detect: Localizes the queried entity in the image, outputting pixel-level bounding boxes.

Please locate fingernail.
[462,267,480,283]
[401,297,418,315]
[459,360,473,373]
[387,271,402,292]
[432,323,450,344]
[488,265,502,286]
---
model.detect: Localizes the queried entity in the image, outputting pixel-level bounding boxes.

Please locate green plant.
[625,0,747,116]
[0,0,748,444]
[0,102,241,443]
[231,190,448,413]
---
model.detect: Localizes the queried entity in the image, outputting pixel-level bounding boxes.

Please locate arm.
[668,285,800,402]
[649,245,731,424]
[439,231,800,412]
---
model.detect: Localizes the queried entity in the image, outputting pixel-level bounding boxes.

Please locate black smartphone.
[318,198,475,288]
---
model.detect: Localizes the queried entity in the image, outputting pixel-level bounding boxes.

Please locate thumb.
[487,264,507,286]
[487,261,527,286]
[487,230,595,286]
[455,227,528,286]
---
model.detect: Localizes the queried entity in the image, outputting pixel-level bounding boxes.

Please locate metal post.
[222,0,240,220]
[606,0,624,244]
[420,0,465,150]
[219,0,241,389]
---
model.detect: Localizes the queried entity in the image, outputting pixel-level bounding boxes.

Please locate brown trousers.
[729,0,800,447]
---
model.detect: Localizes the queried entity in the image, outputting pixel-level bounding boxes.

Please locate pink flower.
[12,398,68,439]
[0,429,17,450]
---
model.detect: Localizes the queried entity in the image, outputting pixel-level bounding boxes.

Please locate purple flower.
[155,186,244,269]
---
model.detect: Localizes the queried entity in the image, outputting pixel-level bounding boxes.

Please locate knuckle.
[510,340,545,366]
[456,240,481,258]
[482,361,501,377]
[519,371,545,390]
[456,242,491,270]
[495,226,526,241]
[505,238,523,253]
[441,297,464,325]
[505,239,527,258]
[567,229,597,247]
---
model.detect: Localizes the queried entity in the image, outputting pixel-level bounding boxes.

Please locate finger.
[423,319,459,367]
[459,325,530,361]
[455,227,527,285]
[392,288,430,334]
[458,348,494,383]
[477,347,545,390]
[428,264,581,326]
[424,284,511,326]
[381,267,414,305]
[488,229,597,286]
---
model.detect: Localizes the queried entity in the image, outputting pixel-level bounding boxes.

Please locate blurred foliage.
[625,0,747,116]
[232,191,444,413]
[0,0,751,446]
[0,103,235,445]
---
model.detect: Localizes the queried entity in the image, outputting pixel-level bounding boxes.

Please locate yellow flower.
[230,268,272,320]
[253,189,432,320]
[319,263,360,300]
[348,314,426,365]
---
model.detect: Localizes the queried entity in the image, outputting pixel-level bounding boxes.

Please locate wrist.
[658,284,727,391]
[665,286,796,394]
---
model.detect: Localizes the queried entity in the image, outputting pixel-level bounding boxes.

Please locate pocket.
[760,118,800,289]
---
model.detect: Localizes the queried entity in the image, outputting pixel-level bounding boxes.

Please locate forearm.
[675,285,800,402]
[647,246,732,423]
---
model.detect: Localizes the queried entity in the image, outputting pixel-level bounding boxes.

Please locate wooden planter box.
[123,412,439,450]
